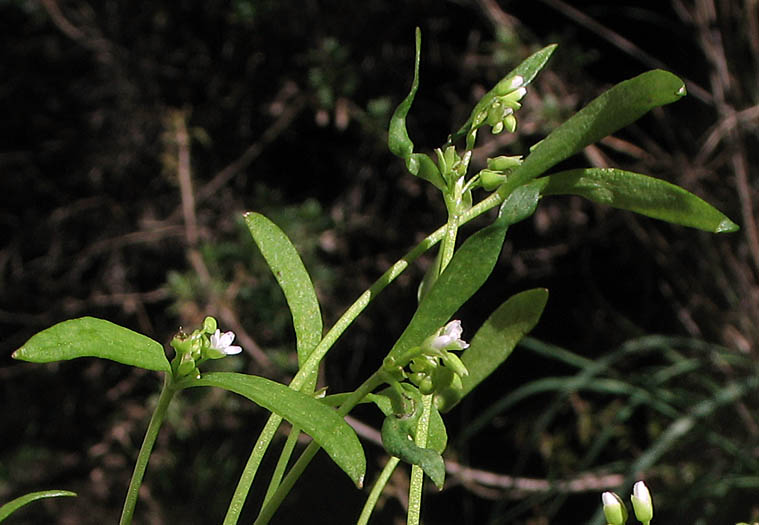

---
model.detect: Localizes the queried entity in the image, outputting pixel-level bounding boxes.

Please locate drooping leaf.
[369,390,447,454]
[0,490,76,522]
[381,414,445,490]
[187,372,365,487]
[12,317,170,372]
[436,288,548,413]
[534,168,739,233]
[451,43,558,143]
[388,27,421,161]
[373,384,446,489]
[244,212,323,368]
[505,69,687,190]
[387,28,447,190]
[386,185,539,362]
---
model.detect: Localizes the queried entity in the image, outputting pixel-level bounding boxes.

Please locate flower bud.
[202,316,218,334]
[602,491,628,525]
[503,114,518,133]
[630,481,653,523]
[487,155,523,171]
[493,75,525,96]
[479,169,507,191]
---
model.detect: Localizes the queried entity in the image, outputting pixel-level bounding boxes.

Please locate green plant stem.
[226,189,509,525]
[222,414,283,525]
[261,425,301,507]
[407,394,434,525]
[407,204,460,525]
[254,371,386,525]
[357,456,401,525]
[119,374,178,525]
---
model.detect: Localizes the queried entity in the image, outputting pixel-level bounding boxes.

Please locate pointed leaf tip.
[716,217,740,233]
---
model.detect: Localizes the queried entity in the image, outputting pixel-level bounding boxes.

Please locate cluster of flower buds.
[472,75,527,135]
[434,145,469,188]
[406,320,470,397]
[478,154,524,191]
[382,320,470,406]
[170,316,242,379]
[602,481,653,525]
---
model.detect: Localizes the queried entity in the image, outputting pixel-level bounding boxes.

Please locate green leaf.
[187,372,365,487]
[506,69,686,189]
[0,490,77,522]
[244,212,323,368]
[534,168,739,233]
[451,44,558,143]
[369,390,447,454]
[387,28,448,190]
[388,186,541,361]
[381,414,445,490]
[388,27,421,160]
[12,317,170,372]
[437,288,548,413]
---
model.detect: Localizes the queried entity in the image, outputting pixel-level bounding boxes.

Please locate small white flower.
[210,329,243,356]
[429,320,469,352]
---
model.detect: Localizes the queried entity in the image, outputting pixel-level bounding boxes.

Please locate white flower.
[210,329,243,356]
[631,481,653,523]
[429,320,469,352]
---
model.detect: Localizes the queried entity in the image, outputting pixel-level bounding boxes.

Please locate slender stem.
[222,414,283,525]
[407,189,461,524]
[254,371,386,525]
[407,394,434,525]
[119,374,177,525]
[262,425,301,507]
[357,457,401,525]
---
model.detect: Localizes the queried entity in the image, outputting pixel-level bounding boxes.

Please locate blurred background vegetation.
[1,0,758,523]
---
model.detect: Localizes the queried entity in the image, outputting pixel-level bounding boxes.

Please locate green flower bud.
[440,351,469,378]
[602,491,628,525]
[503,113,518,133]
[473,109,488,128]
[631,481,653,524]
[486,100,504,127]
[170,330,192,355]
[202,316,218,334]
[176,352,199,378]
[409,355,436,373]
[418,376,435,395]
[479,169,507,191]
[487,155,523,171]
[491,121,505,134]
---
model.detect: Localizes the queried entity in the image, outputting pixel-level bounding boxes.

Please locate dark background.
[2,0,758,523]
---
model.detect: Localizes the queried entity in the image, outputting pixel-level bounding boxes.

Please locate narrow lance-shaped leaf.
[450,43,558,143]
[504,70,687,190]
[244,212,323,369]
[388,183,540,361]
[0,490,77,522]
[12,317,170,373]
[186,372,366,488]
[436,288,548,413]
[534,168,739,233]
